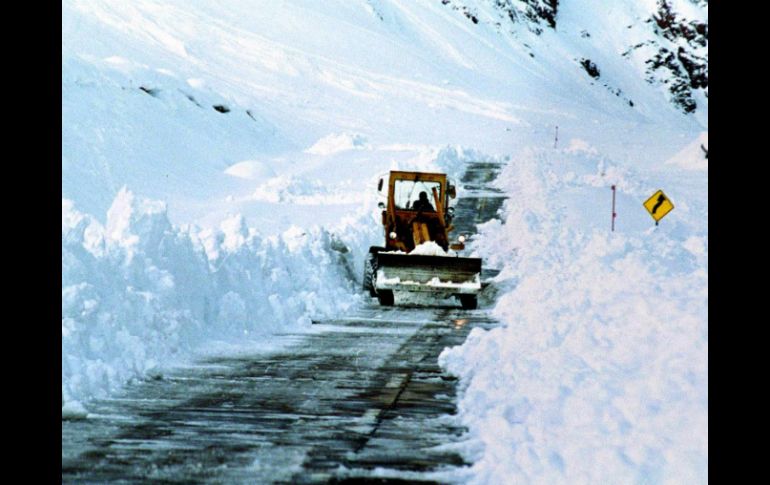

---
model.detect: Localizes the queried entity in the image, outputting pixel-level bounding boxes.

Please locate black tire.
[378,290,394,306]
[363,252,377,297]
[459,294,477,310]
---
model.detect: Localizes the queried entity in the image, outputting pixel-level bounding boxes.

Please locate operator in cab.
[412,191,435,212]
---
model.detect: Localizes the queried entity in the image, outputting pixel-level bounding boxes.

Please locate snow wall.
[62,188,369,411]
[440,145,708,483]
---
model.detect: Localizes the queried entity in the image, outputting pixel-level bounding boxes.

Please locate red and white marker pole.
[611,185,617,232]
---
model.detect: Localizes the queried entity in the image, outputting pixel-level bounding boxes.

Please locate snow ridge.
[439,146,707,483]
[62,189,362,409]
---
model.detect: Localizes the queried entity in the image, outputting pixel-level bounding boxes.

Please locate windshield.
[394,180,441,211]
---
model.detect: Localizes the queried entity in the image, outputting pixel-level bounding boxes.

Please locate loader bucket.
[375,253,482,295]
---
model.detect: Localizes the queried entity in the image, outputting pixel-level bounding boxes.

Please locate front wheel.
[459,294,477,310]
[363,252,377,297]
[377,290,394,306]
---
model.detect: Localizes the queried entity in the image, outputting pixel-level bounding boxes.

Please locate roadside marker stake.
[611,185,617,232]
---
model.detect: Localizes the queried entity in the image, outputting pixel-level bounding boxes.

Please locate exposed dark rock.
[181,91,202,107]
[580,58,600,78]
[139,86,160,97]
[577,58,634,108]
[676,47,707,89]
[519,0,558,29]
[213,104,231,113]
[439,0,558,35]
[644,0,708,113]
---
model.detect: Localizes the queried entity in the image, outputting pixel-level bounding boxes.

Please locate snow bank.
[398,145,506,188]
[666,132,708,171]
[249,175,363,205]
[305,132,369,155]
[439,146,707,483]
[62,188,362,410]
[224,160,277,180]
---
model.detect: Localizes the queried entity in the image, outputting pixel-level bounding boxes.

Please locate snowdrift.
[62,188,365,410]
[439,145,707,483]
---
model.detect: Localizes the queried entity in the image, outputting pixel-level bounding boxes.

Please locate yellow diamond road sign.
[643,190,674,222]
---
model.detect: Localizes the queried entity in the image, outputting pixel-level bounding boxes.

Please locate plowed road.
[62,161,506,484]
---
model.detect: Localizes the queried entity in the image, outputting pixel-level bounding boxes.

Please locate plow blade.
[375,253,482,294]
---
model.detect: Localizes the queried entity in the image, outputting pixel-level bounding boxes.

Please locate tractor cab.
[377,171,460,253]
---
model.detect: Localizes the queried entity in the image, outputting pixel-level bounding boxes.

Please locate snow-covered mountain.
[62,1,707,482]
[441,0,708,114]
[63,0,706,222]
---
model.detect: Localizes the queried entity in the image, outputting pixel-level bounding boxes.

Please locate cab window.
[394,180,441,210]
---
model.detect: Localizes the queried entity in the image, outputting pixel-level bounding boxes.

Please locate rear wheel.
[459,294,477,310]
[377,290,394,306]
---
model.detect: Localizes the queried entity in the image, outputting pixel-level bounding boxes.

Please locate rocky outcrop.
[440,0,706,115]
[624,0,708,113]
[439,0,558,35]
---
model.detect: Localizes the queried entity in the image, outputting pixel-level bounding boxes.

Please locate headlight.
[458,235,466,243]
[389,231,397,239]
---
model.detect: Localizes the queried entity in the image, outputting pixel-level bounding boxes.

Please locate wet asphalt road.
[62,161,507,484]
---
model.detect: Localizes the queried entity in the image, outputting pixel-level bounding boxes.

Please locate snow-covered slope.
[63,0,705,223]
[63,1,707,481]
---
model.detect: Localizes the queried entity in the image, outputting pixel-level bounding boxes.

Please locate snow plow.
[363,170,482,309]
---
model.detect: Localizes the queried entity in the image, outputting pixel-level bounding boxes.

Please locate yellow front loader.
[363,170,482,309]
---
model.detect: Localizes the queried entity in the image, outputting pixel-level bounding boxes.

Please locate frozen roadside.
[62,188,366,412]
[440,140,708,483]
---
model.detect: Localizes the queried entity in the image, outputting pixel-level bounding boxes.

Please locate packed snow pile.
[249,176,363,205]
[440,145,707,483]
[666,131,708,171]
[62,189,363,410]
[409,241,455,257]
[61,399,89,421]
[224,160,277,181]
